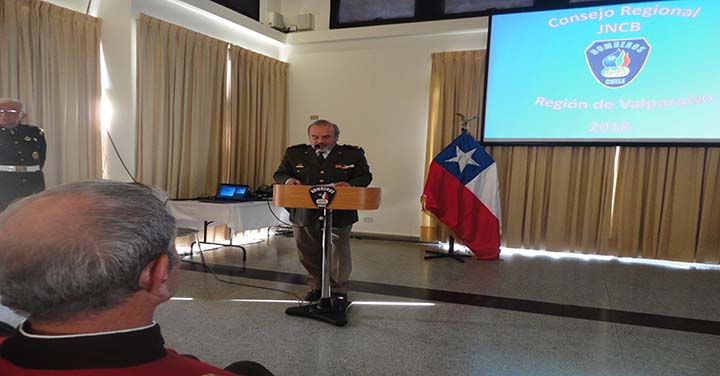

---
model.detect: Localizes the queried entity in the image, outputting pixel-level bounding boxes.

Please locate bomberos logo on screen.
[585,38,651,88]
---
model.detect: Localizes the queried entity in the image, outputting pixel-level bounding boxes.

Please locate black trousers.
[0,171,45,211]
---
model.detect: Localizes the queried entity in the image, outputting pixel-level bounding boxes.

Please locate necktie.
[317,151,325,163]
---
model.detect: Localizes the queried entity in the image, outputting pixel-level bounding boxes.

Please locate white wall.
[44,0,87,13]
[286,20,487,236]
[96,0,135,181]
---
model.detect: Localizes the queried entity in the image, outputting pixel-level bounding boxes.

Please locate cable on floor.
[181,249,303,305]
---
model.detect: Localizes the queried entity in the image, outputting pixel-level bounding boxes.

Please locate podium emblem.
[309,186,336,208]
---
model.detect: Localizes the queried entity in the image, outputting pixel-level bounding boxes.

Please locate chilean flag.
[422,130,501,259]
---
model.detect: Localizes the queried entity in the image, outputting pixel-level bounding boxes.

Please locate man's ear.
[138,254,172,300]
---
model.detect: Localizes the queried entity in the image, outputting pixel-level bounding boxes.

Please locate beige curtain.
[0,0,102,185]
[135,14,227,198]
[488,145,616,253]
[223,45,288,188]
[608,147,720,262]
[695,148,720,263]
[421,50,486,242]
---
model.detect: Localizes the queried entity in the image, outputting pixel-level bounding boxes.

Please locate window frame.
[330,0,669,30]
[209,0,260,21]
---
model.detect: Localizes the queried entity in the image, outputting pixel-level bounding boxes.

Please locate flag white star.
[444,146,480,173]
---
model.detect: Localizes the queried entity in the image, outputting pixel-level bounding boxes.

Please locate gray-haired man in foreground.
[0,180,272,375]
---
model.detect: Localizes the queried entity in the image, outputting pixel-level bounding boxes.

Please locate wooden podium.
[273,184,381,326]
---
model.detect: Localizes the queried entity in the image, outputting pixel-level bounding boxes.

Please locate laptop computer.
[198,184,252,203]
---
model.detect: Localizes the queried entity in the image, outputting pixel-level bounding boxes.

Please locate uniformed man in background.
[273,119,372,305]
[0,98,46,211]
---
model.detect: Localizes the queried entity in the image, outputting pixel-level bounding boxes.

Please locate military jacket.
[0,123,46,210]
[0,123,46,168]
[273,143,372,229]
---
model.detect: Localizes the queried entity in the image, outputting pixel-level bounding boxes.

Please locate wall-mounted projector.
[296,13,314,31]
[268,12,285,31]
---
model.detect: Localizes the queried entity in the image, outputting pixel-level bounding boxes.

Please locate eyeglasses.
[0,109,21,114]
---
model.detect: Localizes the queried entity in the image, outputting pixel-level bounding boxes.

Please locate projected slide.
[483,0,720,144]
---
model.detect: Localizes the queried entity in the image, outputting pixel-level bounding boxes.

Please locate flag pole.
[424,113,480,263]
[425,234,471,263]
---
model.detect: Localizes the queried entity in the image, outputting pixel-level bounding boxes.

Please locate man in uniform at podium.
[0,98,46,212]
[273,119,372,305]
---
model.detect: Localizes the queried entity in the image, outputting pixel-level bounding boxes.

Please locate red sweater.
[0,322,238,376]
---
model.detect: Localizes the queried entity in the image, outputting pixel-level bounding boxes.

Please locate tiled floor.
[3,234,720,375]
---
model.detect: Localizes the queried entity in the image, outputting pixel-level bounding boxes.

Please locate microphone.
[313,144,321,150]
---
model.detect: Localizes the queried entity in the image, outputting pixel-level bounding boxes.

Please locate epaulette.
[24,124,44,136]
[341,144,363,150]
[288,143,309,149]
